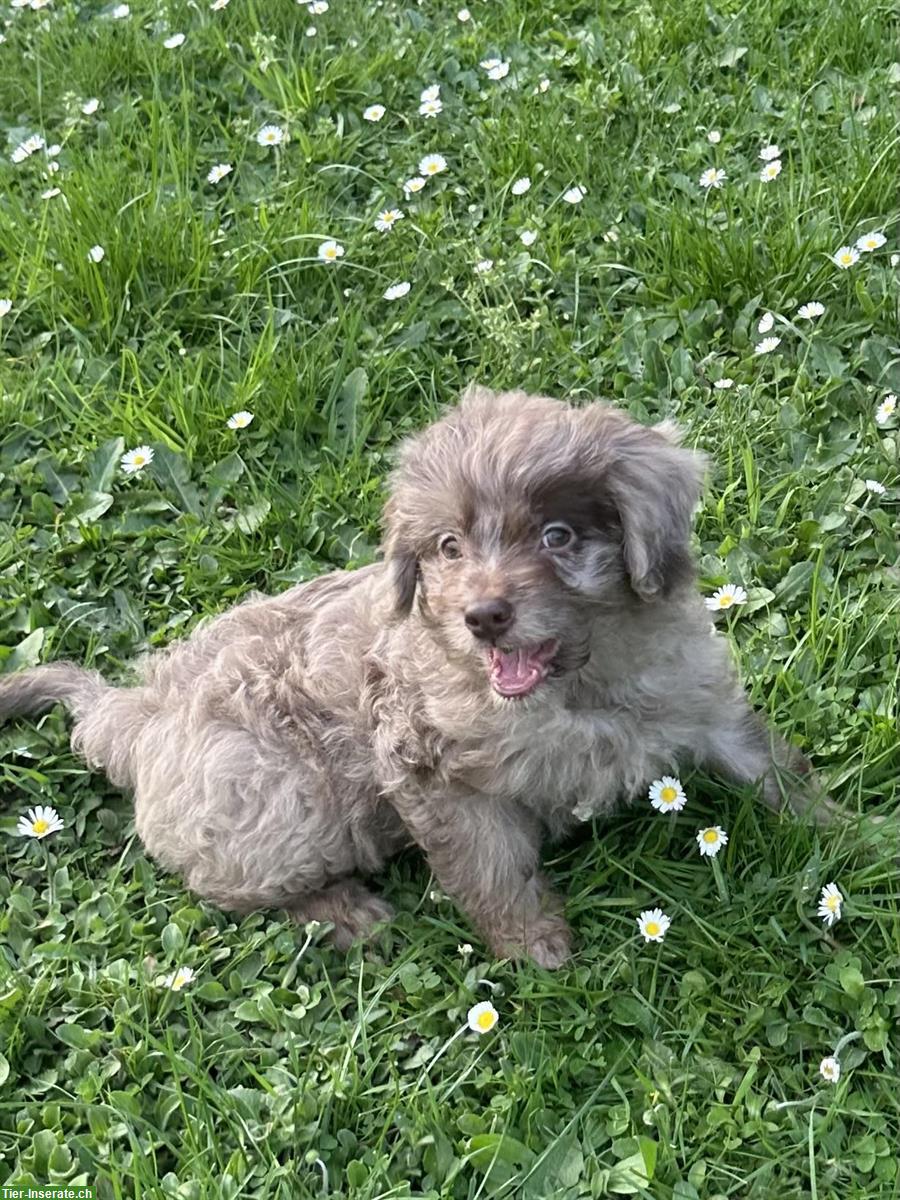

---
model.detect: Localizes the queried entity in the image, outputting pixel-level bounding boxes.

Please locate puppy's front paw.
[525,916,573,969]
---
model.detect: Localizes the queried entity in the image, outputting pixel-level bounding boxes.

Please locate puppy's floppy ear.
[381,497,419,616]
[599,412,707,601]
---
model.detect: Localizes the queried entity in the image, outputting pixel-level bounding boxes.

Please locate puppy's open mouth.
[486,639,559,699]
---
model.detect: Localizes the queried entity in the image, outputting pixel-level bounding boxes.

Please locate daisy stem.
[413,1024,466,1091]
[711,855,729,904]
[44,842,55,908]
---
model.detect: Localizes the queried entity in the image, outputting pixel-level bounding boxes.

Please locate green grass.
[1,0,899,1196]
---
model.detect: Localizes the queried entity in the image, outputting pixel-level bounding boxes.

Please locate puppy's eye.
[439,534,462,560]
[540,523,575,551]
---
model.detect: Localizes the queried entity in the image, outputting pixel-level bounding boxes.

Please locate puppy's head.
[383,386,706,700]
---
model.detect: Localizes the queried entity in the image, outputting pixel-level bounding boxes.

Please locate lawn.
[1,0,899,1196]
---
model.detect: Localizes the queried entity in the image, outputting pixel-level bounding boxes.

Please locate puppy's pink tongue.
[489,641,556,697]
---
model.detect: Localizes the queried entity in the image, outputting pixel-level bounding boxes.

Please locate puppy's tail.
[0,662,108,722]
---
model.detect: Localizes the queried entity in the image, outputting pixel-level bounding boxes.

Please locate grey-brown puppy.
[0,387,832,966]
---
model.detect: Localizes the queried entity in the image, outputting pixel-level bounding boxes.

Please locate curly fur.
[0,387,834,964]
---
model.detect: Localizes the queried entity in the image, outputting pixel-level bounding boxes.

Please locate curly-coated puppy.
[0,387,833,966]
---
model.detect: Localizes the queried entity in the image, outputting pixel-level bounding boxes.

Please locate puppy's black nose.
[464,598,514,639]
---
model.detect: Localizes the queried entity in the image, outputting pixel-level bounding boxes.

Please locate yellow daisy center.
[324,249,336,259]
[32,819,49,834]
[644,921,661,937]
[173,972,189,989]
[133,454,145,466]
[826,896,839,911]
[703,829,719,843]
[660,786,677,804]
[476,1011,495,1030]
[840,253,852,264]
[718,593,732,607]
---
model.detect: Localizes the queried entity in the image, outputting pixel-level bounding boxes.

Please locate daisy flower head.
[637,908,671,943]
[112,2,130,15]
[699,167,726,189]
[16,805,64,840]
[24,134,46,155]
[420,84,440,103]
[486,61,510,81]
[520,229,537,246]
[121,445,154,474]
[374,208,404,232]
[317,239,344,263]
[707,129,721,144]
[306,27,317,37]
[307,0,328,12]
[892,253,900,267]
[467,1001,499,1033]
[696,825,728,857]
[856,230,886,253]
[832,245,859,269]
[41,187,61,200]
[457,942,473,957]
[418,98,443,118]
[206,162,232,184]
[88,244,105,263]
[713,378,734,390]
[819,1055,841,1083]
[363,104,385,122]
[474,258,494,274]
[511,176,531,195]
[163,32,186,48]
[536,78,551,93]
[759,143,781,161]
[82,97,100,115]
[157,965,196,991]
[875,393,897,425]
[757,311,774,333]
[256,124,285,147]
[817,882,843,927]
[403,176,426,196]
[562,185,586,204]
[11,145,31,164]
[797,301,825,320]
[705,583,747,611]
[754,336,781,355]
[383,280,411,301]
[864,479,885,495]
[419,153,447,176]
[649,776,687,813]
[0,299,12,318]
[479,56,501,71]
[457,7,471,19]
[227,410,254,429]
[759,159,782,182]
[210,0,229,9]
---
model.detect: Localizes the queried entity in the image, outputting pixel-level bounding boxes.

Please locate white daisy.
[713,378,734,389]
[520,229,537,246]
[46,144,62,157]
[227,410,254,429]
[157,965,196,991]
[383,281,411,300]
[536,78,550,93]
[511,176,531,195]
[759,159,782,182]
[88,244,105,263]
[487,61,510,81]
[759,143,781,161]
[706,129,721,144]
[41,187,61,199]
[757,312,774,333]
[797,301,825,320]
[648,776,687,813]
[11,145,31,164]
[637,908,671,943]
[121,445,154,473]
[705,583,747,611]
[363,104,386,122]
[875,394,897,424]
[206,162,232,184]
[256,124,286,147]
[864,479,886,495]
[457,7,470,19]
[163,33,186,48]
[16,805,65,839]
[467,1001,499,1033]
[892,253,900,267]
[317,239,344,262]
[420,84,440,103]
[699,167,726,189]
[696,825,728,857]
[603,227,619,242]
[562,185,586,204]
[210,0,229,9]
[819,1056,841,1083]
[856,230,886,253]
[832,245,859,269]
[479,57,501,71]
[418,153,447,176]
[0,299,12,318]
[112,3,130,15]
[817,882,843,927]
[374,208,404,232]
[46,160,61,174]
[457,942,474,957]
[403,176,426,196]
[307,0,328,12]
[418,98,443,118]
[81,98,100,115]
[754,336,781,354]
[474,258,494,273]
[305,26,317,36]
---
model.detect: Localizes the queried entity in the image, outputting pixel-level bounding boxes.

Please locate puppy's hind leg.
[701,703,841,827]
[286,879,394,950]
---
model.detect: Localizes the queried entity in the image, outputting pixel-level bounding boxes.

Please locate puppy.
[0,387,832,966]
